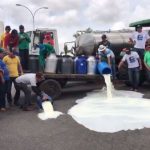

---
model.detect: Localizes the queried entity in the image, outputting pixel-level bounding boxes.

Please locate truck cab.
[26,28,59,55]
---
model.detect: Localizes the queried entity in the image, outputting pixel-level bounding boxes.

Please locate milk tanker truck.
[27,27,149,99]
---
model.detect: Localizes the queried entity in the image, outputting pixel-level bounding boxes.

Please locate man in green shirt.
[37,43,55,71]
[144,45,150,81]
[18,25,31,70]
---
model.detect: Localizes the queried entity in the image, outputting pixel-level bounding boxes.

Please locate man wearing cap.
[18,25,31,70]
[97,44,116,79]
[15,72,45,111]
[118,48,142,91]
[129,25,150,59]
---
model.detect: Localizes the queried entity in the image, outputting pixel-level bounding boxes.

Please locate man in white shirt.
[15,73,44,111]
[118,48,142,91]
[129,25,150,59]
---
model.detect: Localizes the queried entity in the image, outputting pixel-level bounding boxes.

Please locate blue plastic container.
[75,56,87,74]
[97,62,111,75]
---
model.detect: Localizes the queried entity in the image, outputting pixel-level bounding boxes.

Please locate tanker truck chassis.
[39,73,105,100]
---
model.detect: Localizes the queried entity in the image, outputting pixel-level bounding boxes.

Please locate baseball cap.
[136,24,142,28]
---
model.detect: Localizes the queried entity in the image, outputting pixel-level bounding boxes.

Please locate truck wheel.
[39,79,62,100]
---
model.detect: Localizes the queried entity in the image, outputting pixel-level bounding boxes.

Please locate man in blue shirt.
[0,48,10,111]
[97,45,116,79]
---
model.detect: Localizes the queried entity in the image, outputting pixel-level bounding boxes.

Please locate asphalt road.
[0,82,150,150]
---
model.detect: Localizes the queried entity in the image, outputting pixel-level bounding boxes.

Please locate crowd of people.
[0,25,53,112]
[0,23,150,112]
[97,24,150,91]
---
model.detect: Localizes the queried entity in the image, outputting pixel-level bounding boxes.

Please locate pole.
[16,4,48,53]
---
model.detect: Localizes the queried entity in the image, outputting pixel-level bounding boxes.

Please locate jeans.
[0,83,6,108]
[133,48,144,59]
[19,49,29,70]
[37,95,52,109]
[146,69,150,82]
[128,67,140,89]
[7,77,20,105]
[16,82,31,108]
[111,58,116,79]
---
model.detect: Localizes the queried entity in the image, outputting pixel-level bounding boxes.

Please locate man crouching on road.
[15,72,44,111]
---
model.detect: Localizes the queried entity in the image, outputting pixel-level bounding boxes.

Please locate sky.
[0,0,150,52]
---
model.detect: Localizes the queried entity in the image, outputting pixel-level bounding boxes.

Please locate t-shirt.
[98,48,115,58]
[122,51,140,68]
[3,55,20,77]
[144,51,150,67]
[15,73,36,86]
[97,40,111,49]
[18,32,31,50]
[0,60,9,80]
[131,31,149,49]
[0,32,11,49]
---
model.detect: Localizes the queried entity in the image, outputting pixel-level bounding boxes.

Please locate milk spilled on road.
[68,74,150,133]
[38,101,63,120]
[103,74,112,99]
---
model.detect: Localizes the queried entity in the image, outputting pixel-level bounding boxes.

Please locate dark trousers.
[0,83,5,108]
[19,49,29,70]
[128,67,140,89]
[16,83,31,108]
[7,77,20,105]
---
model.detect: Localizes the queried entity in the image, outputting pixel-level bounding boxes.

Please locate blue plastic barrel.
[75,56,87,74]
[97,62,111,75]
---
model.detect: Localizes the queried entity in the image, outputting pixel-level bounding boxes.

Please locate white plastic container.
[87,56,96,75]
[45,54,58,73]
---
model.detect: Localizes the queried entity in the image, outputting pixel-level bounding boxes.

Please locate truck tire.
[39,79,62,100]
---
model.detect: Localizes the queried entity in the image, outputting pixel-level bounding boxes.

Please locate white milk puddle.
[68,74,150,133]
[38,101,63,120]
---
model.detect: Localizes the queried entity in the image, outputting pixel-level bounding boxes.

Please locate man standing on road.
[118,48,142,91]
[0,48,10,111]
[3,51,23,106]
[15,72,45,111]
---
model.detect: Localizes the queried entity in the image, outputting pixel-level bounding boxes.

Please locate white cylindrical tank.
[0,21,4,35]
[87,56,96,75]
[75,31,133,56]
[45,54,58,73]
